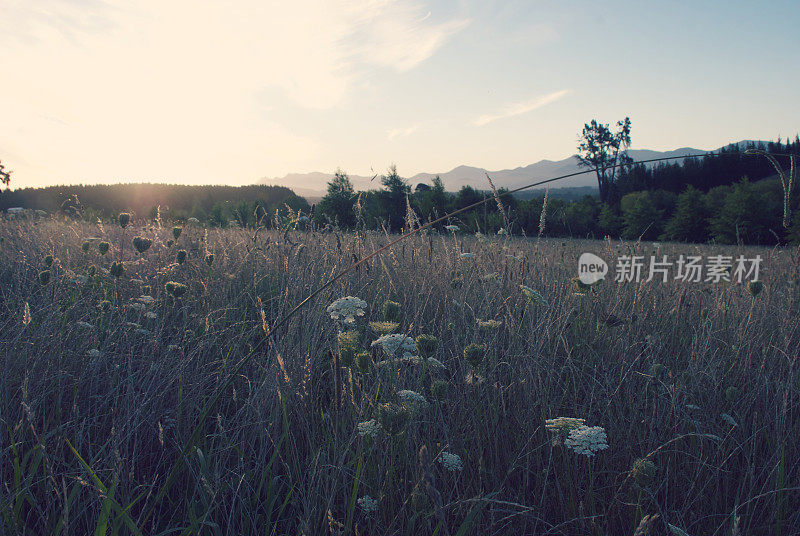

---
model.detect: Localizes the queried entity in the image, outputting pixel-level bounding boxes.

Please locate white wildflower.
[135,328,151,336]
[326,296,367,325]
[686,404,701,411]
[127,302,146,313]
[497,228,508,235]
[76,321,94,330]
[438,451,464,472]
[520,285,548,307]
[545,417,586,436]
[459,252,475,259]
[398,390,428,408]
[564,425,609,457]
[145,311,158,320]
[357,419,381,439]
[86,349,101,358]
[444,224,459,233]
[371,333,416,357]
[426,357,446,370]
[357,495,378,513]
[137,295,156,305]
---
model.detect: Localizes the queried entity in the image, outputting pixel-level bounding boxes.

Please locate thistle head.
[383,300,401,322]
[176,250,187,264]
[172,226,183,240]
[463,343,486,368]
[415,334,439,358]
[44,254,54,267]
[38,270,51,285]
[378,402,409,436]
[109,262,124,278]
[132,236,152,254]
[165,281,188,298]
[81,241,91,253]
[630,458,656,488]
[118,212,131,228]
[746,280,763,297]
[98,242,110,255]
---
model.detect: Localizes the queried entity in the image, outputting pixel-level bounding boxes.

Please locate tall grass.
[0,217,798,535]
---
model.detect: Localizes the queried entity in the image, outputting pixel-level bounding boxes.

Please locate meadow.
[0,216,797,535]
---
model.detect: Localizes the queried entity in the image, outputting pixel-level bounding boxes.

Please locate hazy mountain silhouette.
[260,144,754,196]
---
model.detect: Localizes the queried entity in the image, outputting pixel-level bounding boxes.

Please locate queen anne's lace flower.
[520,285,548,307]
[326,296,368,325]
[137,295,156,305]
[371,333,416,357]
[357,419,381,438]
[438,451,464,472]
[444,225,460,232]
[564,425,609,457]
[545,417,586,435]
[357,495,378,513]
[398,390,428,408]
[459,252,475,259]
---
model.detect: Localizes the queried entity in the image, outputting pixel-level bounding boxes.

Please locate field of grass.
[0,217,798,535]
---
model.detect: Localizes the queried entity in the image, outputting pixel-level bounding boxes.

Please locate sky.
[2,0,799,189]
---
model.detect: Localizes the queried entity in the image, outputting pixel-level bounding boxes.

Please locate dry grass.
[0,217,798,535]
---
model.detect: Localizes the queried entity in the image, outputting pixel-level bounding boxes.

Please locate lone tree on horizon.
[0,159,11,190]
[576,117,631,204]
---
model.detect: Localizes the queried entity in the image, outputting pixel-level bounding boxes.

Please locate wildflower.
[145,311,157,320]
[167,344,180,351]
[477,319,502,331]
[459,252,475,259]
[98,242,110,255]
[81,241,91,253]
[383,300,402,322]
[686,404,701,411]
[176,250,187,264]
[118,213,131,228]
[378,403,409,435]
[630,458,656,487]
[444,224,459,233]
[125,322,142,329]
[326,296,367,325]
[132,236,152,254]
[564,425,609,457]
[165,281,188,297]
[398,390,428,408]
[505,254,521,261]
[356,351,372,372]
[482,272,500,283]
[172,226,182,240]
[426,357,445,370]
[137,295,156,306]
[187,217,200,225]
[357,495,378,513]
[369,321,399,335]
[463,343,486,368]
[76,321,94,330]
[721,413,737,427]
[431,380,449,401]
[86,349,101,358]
[520,285,548,306]
[205,253,214,266]
[437,451,464,472]
[497,227,508,235]
[371,333,416,357]
[109,262,124,278]
[357,419,381,439]
[545,417,586,436]
[135,328,151,337]
[747,280,763,297]
[38,270,51,285]
[415,334,438,358]
[44,255,54,267]
[127,302,146,313]
[725,386,740,403]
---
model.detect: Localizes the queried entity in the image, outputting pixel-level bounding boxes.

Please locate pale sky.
[2,0,799,189]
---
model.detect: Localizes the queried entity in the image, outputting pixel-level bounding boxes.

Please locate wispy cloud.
[474,89,570,126]
[387,125,420,140]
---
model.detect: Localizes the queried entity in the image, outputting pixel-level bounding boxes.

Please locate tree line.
[315,135,800,245]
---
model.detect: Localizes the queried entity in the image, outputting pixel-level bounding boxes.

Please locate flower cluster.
[371,333,416,357]
[357,495,378,513]
[564,425,609,457]
[520,285,548,307]
[326,296,368,325]
[437,451,464,472]
[357,419,381,438]
[444,225,460,233]
[545,417,586,436]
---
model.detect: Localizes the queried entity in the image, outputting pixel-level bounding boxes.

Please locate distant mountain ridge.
[260,143,757,197]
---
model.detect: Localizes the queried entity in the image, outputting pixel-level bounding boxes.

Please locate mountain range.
[260,145,741,198]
